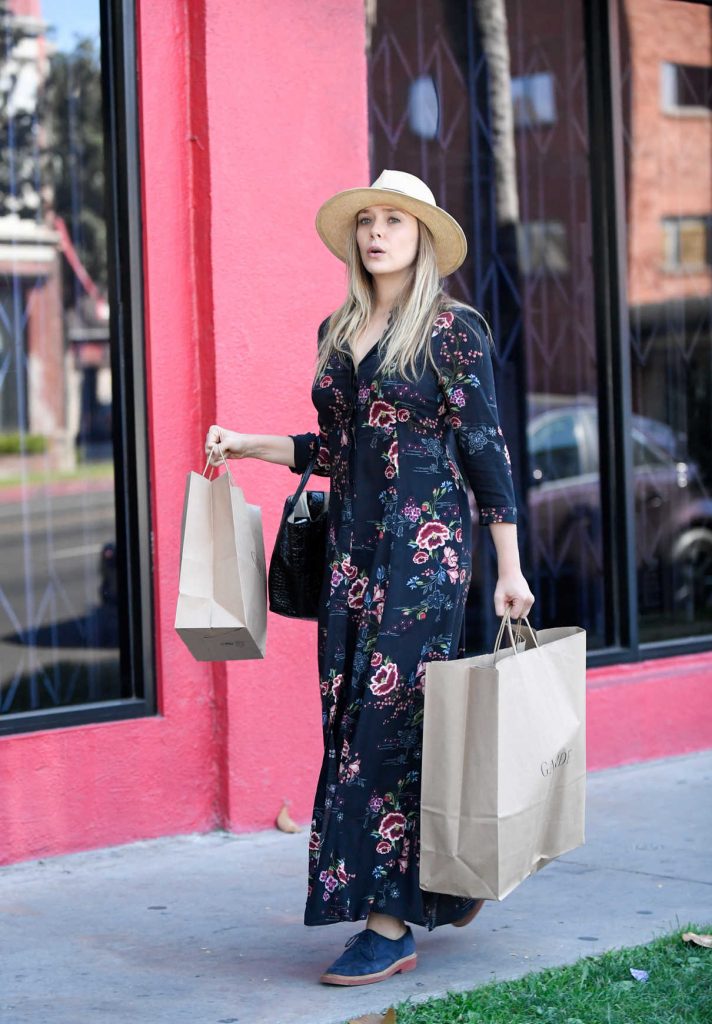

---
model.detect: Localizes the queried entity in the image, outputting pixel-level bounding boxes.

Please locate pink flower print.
[385,465,395,479]
[319,375,333,388]
[432,310,454,334]
[403,500,420,522]
[450,415,462,428]
[368,400,397,428]
[316,446,330,470]
[379,811,407,842]
[415,520,451,551]
[387,440,398,470]
[369,661,399,696]
[369,795,384,812]
[413,550,428,564]
[347,577,368,609]
[341,554,358,580]
[322,891,330,902]
[358,385,369,402]
[460,568,467,583]
[324,875,338,893]
[331,568,343,588]
[442,546,458,568]
[450,387,466,407]
[397,407,410,422]
[447,567,460,584]
[331,673,343,701]
[309,830,321,852]
[370,651,383,667]
[504,442,511,465]
[455,527,463,542]
[336,860,349,884]
[376,840,391,855]
[319,870,328,882]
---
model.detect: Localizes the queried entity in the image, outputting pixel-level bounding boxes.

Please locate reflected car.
[524,403,712,616]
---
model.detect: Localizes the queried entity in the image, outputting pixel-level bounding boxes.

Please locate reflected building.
[366,0,712,650]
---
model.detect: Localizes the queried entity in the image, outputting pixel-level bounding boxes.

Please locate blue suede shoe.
[319,926,417,986]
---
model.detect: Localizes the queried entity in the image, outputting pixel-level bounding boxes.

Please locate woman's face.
[355,204,420,277]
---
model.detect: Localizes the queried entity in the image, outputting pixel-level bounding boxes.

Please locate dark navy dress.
[289,305,517,930]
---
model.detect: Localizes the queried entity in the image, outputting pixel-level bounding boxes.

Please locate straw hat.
[315,169,467,278]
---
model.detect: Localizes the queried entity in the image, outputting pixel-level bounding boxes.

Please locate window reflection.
[367,0,602,649]
[0,1,122,715]
[619,0,712,640]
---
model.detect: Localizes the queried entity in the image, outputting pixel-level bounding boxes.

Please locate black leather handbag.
[268,452,330,620]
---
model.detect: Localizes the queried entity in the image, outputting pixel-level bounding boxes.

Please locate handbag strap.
[284,449,319,517]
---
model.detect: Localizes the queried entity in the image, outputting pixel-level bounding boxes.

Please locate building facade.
[0,0,710,865]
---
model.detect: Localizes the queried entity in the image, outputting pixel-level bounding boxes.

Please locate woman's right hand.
[204,424,251,464]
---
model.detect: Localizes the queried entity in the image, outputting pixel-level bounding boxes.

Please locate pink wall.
[203,0,370,830]
[0,0,369,865]
[0,0,216,866]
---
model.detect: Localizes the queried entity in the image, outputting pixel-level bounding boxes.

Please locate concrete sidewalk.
[1,750,711,1024]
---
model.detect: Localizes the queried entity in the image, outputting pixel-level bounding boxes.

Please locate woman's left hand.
[493,571,535,619]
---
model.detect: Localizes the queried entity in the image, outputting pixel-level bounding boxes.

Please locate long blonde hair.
[314,220,493,384]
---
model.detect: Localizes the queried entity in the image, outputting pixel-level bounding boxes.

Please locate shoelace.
[343,929,377,961]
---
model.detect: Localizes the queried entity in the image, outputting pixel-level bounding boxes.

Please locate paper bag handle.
[492,606,539,663]
[203,444,236,484]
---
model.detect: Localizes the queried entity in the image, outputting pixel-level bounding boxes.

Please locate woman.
[205,170,534,987]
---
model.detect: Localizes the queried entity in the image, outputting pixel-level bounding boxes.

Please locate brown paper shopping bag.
[420,611,586,900]
[174,456,267,660]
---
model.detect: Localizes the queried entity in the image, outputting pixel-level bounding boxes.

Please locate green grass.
[0,460,114,489]
[383,924,711,1024]
[0,431,47,454]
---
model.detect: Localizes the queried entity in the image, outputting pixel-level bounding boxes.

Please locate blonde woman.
[206,170,534,987]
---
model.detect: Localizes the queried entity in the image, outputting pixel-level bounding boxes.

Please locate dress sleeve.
[288,423,331,477]
[433,309,517,525]
[288,317,332,477]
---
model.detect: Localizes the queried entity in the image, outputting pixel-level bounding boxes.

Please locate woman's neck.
[371,270,410,316]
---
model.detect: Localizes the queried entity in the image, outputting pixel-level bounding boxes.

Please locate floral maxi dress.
[289,306,517,930]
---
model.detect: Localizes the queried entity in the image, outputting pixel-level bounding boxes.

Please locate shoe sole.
[319,952,417,986]
[452,898,485,927]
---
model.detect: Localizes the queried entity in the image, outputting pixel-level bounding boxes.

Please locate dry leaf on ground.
[682,931,712,948]
[348,1009,397,1024]
[275,801,302,832]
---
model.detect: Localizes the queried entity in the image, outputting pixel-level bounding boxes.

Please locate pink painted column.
[204,0,370,831]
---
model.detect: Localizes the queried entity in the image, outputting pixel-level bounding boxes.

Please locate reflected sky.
[41,0,99,52]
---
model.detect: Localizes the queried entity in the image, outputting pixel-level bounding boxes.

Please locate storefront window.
[366,0,603,651]
[0,0,150,728]
[619,0,712,643]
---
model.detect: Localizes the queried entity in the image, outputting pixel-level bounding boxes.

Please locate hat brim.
[315,186,467,278]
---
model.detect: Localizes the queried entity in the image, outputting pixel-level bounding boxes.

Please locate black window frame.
[0,0,155,736]
[585,0,712,667]
[364,0,712,668]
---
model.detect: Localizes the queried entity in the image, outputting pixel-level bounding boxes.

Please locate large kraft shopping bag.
[420,612,586,900]
[174,460,267,660]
